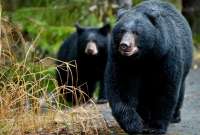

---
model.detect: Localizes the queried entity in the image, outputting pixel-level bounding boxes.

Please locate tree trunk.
[182,0,200,45]
[116,0,132,8]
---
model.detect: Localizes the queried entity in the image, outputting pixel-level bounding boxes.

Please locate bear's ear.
[99,23,111,36]
[117,8,128,19]
[145,13,157,26]
[144,10,164,26]
[75,23,84,34]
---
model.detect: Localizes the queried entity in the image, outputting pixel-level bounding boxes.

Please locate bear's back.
[57,33,78,62]
[135,0,193,73]
[135,0,192,42]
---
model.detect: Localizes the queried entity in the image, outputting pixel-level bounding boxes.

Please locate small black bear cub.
[56,23,111,104]
[105,0,193,134]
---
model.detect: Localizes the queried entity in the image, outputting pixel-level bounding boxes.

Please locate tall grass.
[0,17,109,135]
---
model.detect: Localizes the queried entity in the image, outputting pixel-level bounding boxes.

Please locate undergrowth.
[0,17,109,135]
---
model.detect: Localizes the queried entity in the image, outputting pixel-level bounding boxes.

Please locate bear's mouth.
[119,46,139,56]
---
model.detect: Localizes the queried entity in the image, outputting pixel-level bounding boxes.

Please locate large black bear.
[105,0,193,134]
[56,23,111,104]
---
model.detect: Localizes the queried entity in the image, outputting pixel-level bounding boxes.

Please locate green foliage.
[194,34,200,46]
[6,0,106,56]
[10,6,78,56]
[168,0,182,10]
[0,61,57,95]
[133,0,143,5]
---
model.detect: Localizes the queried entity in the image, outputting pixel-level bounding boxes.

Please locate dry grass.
[0,16,109,135]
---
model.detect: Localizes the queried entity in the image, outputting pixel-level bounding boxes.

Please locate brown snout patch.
[119,32,138,56]
[85,41,98,55]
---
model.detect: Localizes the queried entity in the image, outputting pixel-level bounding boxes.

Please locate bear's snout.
[85,41,98,55]
[119,32,138,56]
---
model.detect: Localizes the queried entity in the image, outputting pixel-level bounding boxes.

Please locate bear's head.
[112,9,159,59]
[75,24,111,57]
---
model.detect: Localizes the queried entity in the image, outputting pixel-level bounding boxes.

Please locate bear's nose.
[85,41,98,55]
[120,42,130,50]
[87,49,94,54]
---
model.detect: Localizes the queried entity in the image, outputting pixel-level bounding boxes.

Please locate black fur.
[105,0,193,134]
[56,24,111,104]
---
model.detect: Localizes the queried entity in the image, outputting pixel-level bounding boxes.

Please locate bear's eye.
[86,39,96,43]
[131,30,139,35]
[116,29,126,39]
[119,28,126,34]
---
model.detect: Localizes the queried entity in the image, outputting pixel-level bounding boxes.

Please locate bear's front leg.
[146,90,178,134]
[105,61,144,134]
[110,101,144,134]
[147,60,183,134]
[96,78,108,104]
